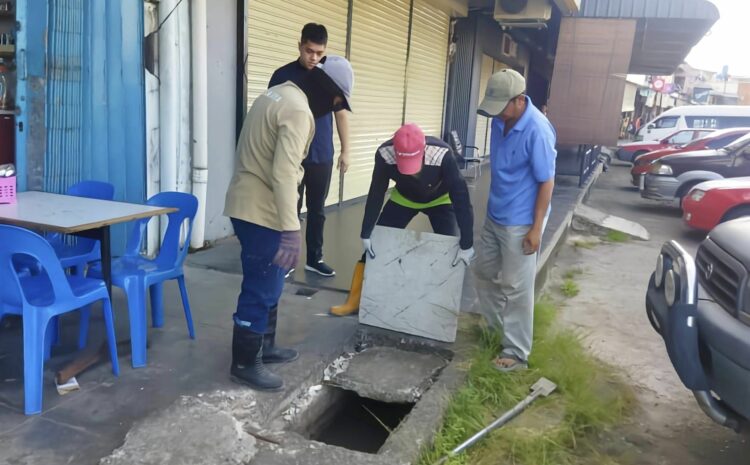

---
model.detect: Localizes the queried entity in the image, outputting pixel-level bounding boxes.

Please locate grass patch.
[605,230,629,243]
[573,239,598,249]
[560,279,580,298]
[418,299,634,465]
[563,268,584,281]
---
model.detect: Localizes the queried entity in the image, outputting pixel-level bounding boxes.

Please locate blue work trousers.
[230,218,285,334]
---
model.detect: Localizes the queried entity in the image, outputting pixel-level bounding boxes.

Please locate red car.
[617,128,714,164]
[682,177,750,231]
[630,128,750,186]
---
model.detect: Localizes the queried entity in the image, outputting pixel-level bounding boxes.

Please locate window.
[667,131,694,145]
[719,117,750,128]
[686,116,719,129]
[706,134,744,149]
[654,116,679,129]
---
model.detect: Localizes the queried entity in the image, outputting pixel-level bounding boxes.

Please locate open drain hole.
[303,388,414,454]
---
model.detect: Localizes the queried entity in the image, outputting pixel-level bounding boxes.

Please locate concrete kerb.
[535,162,604,295]
[254,320,478,465]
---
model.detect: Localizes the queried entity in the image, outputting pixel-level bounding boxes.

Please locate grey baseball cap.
[477,69,526,117]
[316,55,354,112]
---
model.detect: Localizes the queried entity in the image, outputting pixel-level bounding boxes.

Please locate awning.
[552,0,581,15]
[580,0,720,75]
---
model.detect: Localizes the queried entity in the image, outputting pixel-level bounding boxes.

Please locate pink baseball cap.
[393,123,426,175]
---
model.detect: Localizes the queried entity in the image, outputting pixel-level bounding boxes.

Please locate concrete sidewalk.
[0,269,359,465]
[0,166,598,465]
[188,167,588,297]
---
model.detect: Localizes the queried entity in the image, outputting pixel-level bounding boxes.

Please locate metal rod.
[432,378,557,465]
[452,392,540,455]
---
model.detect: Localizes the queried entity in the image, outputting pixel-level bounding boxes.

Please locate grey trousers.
[473,220,538,362]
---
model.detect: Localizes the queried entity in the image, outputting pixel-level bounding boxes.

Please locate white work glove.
[362,238,376,259]
[452,247,475,267]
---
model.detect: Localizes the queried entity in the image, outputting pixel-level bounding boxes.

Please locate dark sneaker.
[305,260,336,277]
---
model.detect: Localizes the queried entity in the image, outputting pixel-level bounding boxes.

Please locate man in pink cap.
[331,123,475,316]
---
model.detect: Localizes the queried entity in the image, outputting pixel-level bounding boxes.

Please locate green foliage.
[418,299,634,465]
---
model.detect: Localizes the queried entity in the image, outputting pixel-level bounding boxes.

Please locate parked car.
[682,177,750,231]
[646,217,750,430]
[640,133,750,207]
[617,128,714,163]
[636,105,750,141]
[631,128,750,186]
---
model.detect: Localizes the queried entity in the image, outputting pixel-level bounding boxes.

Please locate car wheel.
[720,205,750,223]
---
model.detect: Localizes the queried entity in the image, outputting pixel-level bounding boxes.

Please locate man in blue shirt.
[269,23,351,278]
[474,69,556,372]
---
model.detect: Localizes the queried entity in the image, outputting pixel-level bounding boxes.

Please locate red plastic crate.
[0,175,16,204]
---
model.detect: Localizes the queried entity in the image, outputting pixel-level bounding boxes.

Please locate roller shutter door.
[246,0,348,205]
[403,0,450,138]
[343,0,411,201]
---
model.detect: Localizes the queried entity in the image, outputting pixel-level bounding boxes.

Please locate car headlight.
[649,163,673,175]
[655,254,665,287]
[654,253,673,288]
[690,189,705,202]
[665,269,680,307]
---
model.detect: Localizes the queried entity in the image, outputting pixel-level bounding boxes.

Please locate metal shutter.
[474,58,509,156]
[343,0,411,201]
[246,0,348,205]
[45,0,84,194]
[473,55,495,157]
[403,0,449,138]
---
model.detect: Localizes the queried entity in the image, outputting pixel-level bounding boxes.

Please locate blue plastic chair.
[0,225,120,415]
[50,180,115,275]
[88,192,198,368]
[13,180,114,278]
[15,181,116,354]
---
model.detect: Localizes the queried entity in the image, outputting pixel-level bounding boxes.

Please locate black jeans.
[360,201,459,262]
[376,200,459,236]
[297,163,333,265]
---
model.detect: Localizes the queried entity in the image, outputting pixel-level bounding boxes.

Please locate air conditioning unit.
[494,0,552,28]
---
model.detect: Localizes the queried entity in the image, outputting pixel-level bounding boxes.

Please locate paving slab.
[572,204,650,241]
[359,226,465,343]
[325,346,449,404]
[100,396,257,465]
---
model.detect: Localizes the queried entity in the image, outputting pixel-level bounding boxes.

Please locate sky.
[686,0,750,77]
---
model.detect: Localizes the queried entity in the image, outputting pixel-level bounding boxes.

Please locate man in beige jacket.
[224,55,353,391]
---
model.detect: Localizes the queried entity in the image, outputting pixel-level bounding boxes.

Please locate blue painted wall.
[15,0,48,192]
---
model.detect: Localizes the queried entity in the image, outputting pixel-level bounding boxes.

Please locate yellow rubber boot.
[330,261,365,316]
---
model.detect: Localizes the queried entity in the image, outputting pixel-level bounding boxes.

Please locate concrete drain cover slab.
[325,346,448,404]
[360,226,465,343]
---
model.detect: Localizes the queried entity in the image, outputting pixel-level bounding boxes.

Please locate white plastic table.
[0,191,176,295]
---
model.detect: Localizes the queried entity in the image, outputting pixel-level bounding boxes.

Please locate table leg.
[99,225,112,297]
[73,225,113,297]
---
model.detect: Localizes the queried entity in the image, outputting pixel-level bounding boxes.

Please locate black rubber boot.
[230,325,284,392]
[262,306,299,364]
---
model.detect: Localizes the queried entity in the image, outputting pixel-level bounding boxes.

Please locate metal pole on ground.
[432,377,558,465]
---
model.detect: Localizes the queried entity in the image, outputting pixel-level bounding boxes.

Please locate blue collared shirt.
[487,97,556,226]
[269,60,334,165]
